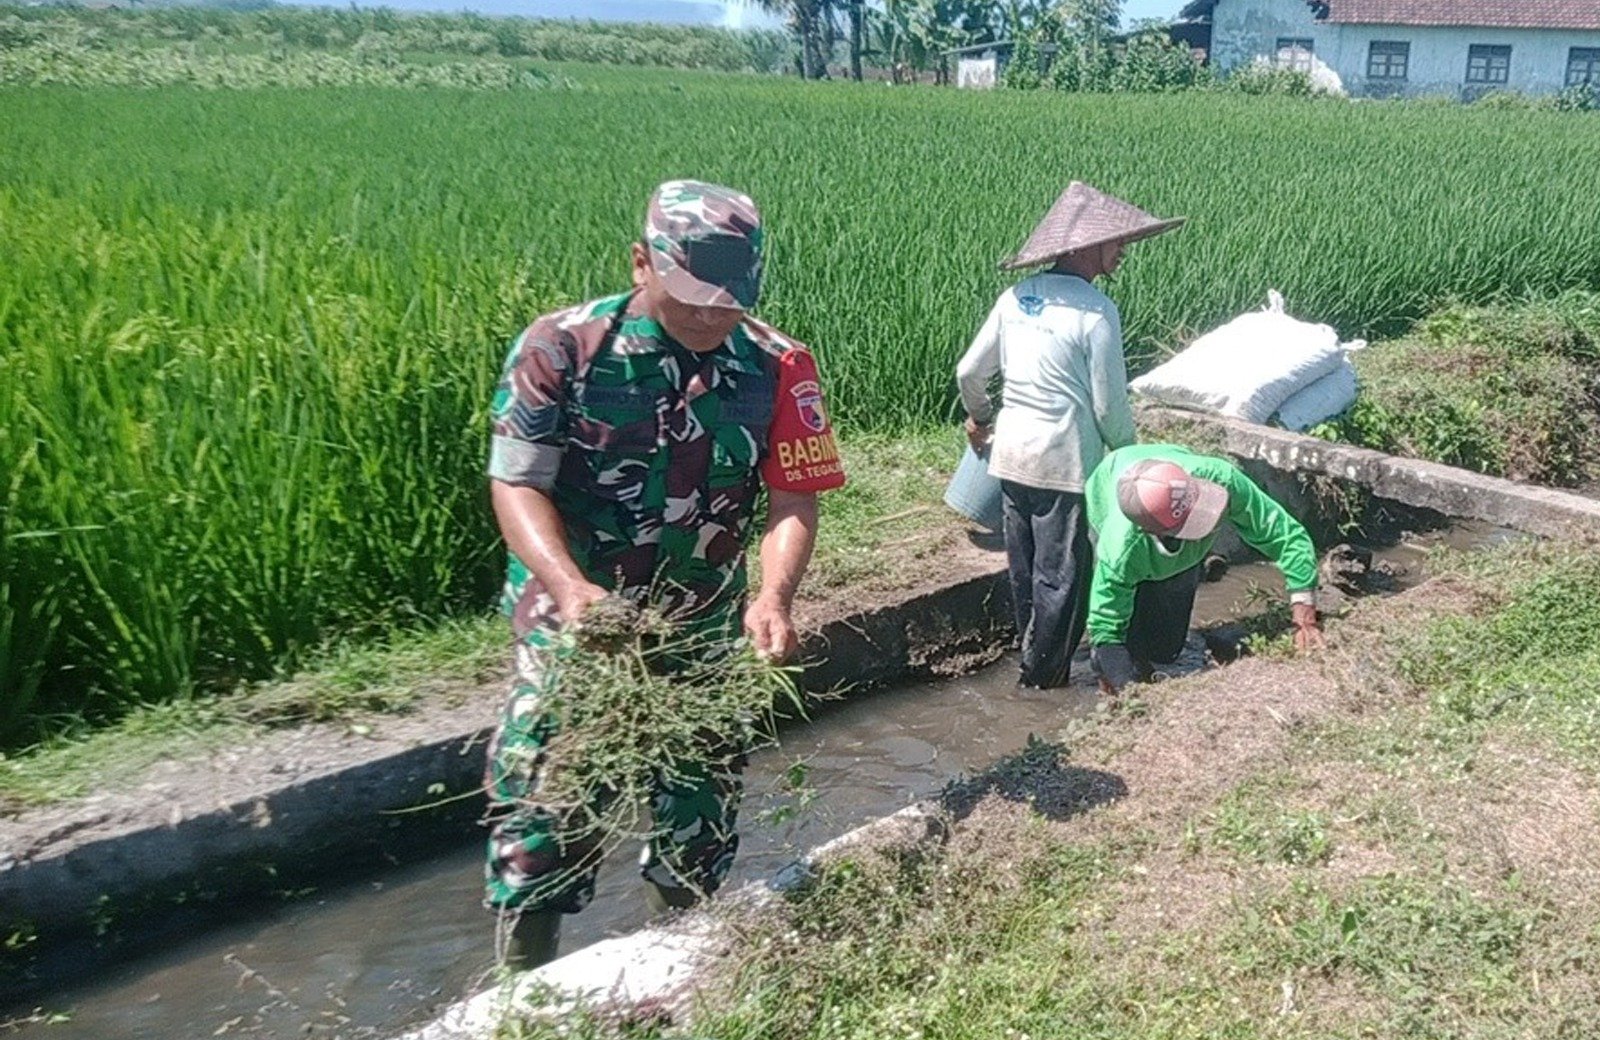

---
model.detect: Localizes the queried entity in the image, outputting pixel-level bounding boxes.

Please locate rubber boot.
[644,880,699,914]
[502,910,561,972]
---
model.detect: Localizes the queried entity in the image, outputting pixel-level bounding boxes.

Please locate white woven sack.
[1275,357,1359,432]
[1131,291,1345,423]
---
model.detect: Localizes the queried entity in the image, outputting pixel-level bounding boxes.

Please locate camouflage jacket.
[488,291,845,641]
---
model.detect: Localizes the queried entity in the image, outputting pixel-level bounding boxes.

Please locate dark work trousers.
[1127,564,1203,665]
[1001,480,1092,689]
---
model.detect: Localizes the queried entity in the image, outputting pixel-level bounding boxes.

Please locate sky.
[1121,1,1191,25]
[301,1,1192,31]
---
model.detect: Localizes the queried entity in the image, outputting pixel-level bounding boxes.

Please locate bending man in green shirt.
[1085,444,1325,694]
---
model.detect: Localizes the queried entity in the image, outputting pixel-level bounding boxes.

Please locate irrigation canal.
[8,525,1501,1040]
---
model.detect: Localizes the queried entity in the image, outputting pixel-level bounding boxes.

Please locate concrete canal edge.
[1143,407,1600,538]
[0,549,1013,1007]
[396,804,951,1040]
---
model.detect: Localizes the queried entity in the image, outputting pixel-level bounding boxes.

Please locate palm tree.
[745,0,839,79]
[848,0,865,80]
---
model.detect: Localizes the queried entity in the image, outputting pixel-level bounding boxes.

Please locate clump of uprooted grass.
[1333,291,1600,485]
[503,596,804,857]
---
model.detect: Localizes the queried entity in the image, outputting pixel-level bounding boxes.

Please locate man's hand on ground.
[1292,602,1325,652]
[744,594,799,662]
[1091,643,1138,696]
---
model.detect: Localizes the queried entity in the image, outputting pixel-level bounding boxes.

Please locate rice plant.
[3,68,1599,736]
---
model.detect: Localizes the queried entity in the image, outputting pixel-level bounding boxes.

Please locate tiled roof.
[1178,1,1600,30]
[1324,1,1600,30]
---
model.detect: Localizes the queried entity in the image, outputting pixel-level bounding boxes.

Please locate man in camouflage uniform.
[484,180,846,969]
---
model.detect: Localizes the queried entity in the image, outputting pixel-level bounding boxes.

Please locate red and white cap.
[1116,459,1228,541]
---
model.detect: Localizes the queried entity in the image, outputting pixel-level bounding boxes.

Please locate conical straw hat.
[999,181,1185,271]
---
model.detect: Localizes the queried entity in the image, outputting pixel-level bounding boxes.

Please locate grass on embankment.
[0,431,966,814]
[1328,290,1600,487]
[500,540,1600,1040]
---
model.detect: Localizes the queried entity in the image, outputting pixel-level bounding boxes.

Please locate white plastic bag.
[1131,291,1345,424]
[1274,357,1359,432]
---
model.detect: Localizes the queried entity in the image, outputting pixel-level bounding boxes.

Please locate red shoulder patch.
[761,348,846,493]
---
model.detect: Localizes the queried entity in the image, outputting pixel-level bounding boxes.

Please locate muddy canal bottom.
[14,528,1500,1040]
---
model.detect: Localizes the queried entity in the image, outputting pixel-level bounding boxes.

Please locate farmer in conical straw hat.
[956,182,1183,689]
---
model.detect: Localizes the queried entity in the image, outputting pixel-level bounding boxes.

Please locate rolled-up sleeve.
[487,321,569,490]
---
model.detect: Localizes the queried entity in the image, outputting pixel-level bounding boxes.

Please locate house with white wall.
[1180,0,1600,99]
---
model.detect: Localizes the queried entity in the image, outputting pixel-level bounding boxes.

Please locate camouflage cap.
[646,179,764,311]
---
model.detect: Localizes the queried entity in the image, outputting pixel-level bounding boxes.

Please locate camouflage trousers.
[482,639,745,915]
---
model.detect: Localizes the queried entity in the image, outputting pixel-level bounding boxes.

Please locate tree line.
[752,0,1173,85]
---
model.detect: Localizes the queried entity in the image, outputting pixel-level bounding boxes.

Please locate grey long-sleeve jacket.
[956,271,1137,493]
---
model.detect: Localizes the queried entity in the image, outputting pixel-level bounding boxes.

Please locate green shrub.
[1223,61,1315,96]
[1554,81,1600,112]
[1001,32,1044,90]
[1472,89,1555,111]
[1038,30,1205,94]
[1338,294,1600,485]
[1107,30,1207,93]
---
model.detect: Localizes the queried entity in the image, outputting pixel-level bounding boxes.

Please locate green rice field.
[4,64,1600,736]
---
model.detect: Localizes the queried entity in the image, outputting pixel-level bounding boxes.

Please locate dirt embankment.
[693,573,1600,1037]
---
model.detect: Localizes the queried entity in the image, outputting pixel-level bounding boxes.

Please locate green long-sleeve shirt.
[1084,444,1318,646]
